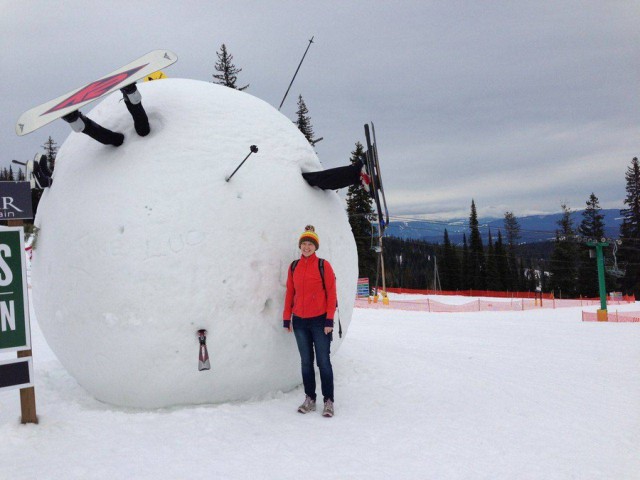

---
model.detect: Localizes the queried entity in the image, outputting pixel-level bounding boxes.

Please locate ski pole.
[278,36,314,111]
[225,145,259,182]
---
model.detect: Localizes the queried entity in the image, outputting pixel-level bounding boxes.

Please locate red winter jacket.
[283,253,337,328]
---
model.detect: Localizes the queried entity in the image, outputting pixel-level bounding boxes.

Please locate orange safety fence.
[383,287,554,299]
[581,311,640,323]
[356,296,636,313]
[380,287,635,303]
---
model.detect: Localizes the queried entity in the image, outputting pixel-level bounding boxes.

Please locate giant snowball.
[32,78,357,408]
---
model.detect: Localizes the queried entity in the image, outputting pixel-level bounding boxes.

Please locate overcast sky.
[2,1,638,220]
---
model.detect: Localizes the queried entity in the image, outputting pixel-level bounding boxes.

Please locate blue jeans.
[292,315,334,402]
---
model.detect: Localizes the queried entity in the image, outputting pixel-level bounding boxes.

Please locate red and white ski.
[16,50,177,136]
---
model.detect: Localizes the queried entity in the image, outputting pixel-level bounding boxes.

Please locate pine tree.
[461,233,470,290]
[441,228,460,290]
[468,200,486,290]
[619,157,640,295]
[503,211,521,291]
[42,136,58,171]
[295,95,314,144]
[525,257,537,291]
[212,44,249,90]
[494,230,509,291]
[549,203,579,298]
[517,257,527,291]
[580,193,606,240]
[485,229,500,291]
[577,193,606,297]
[346,142,376,283]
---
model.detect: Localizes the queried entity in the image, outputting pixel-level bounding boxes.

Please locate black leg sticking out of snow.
[62,110,124,147]
[32,156,53,189]
[120,83,150,137]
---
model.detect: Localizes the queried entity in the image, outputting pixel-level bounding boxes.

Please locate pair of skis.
[363,123,389,297]
[363,123,389,232]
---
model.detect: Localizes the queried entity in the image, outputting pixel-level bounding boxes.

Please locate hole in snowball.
[262,298,273,313]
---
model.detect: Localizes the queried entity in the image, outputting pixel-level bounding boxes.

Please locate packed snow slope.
[1,296,639,480]
[30,78,357,408]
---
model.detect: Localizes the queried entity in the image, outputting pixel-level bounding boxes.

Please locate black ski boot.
[38,154,52,177]
[62,110,124,146]
[32,159,52,189]
[121,84,150,136]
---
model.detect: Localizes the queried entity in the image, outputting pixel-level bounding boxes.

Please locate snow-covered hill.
[1,296,639,479]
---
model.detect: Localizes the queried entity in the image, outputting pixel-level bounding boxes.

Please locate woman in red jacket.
[283,225,337,417]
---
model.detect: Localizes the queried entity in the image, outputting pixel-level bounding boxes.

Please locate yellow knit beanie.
[299,225,319,249]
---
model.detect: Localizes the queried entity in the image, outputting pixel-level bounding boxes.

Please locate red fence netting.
[379,287,635,303]
[581,311,640,323]
[355,296,636,313]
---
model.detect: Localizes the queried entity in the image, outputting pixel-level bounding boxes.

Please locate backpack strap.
[290,260,299,295]
[318,258,342,338]
[290,259,300,274]
[318,258,326,291]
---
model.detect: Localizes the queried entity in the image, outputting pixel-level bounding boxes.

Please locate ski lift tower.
[585,238,610,321]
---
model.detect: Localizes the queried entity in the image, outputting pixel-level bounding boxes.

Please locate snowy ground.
[2,297,639,479]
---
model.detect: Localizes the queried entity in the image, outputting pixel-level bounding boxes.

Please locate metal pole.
[596,244,607,311]
[379,233,388,304]
[225,145,258,182]
[373,248,380,297]
[278,37,314,111]
[587,239,609,321]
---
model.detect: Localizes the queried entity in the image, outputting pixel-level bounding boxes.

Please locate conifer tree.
[549,203,579,297]
[619,157,640,295]
[441,228,460,290]
[295,95,314,144]
[42,136,58,171]
[525,257,537,291]
[578,193,606,297]
[212,44,249,90]
[494,230,509,291]
[346,142,376,282]
[461,233,470,290]
[468,200,486,289]
[485,229,500,291]
[580,193,606,240]
[504,211,521,291]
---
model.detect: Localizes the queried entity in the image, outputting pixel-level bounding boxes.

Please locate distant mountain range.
[386,209,623,245]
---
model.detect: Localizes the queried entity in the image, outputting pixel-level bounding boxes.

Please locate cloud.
[2,1,639,219]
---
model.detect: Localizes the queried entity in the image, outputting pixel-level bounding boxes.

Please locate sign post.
[0,224,37,423]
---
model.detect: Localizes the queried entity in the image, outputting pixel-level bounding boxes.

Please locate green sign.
[0,227,30,352]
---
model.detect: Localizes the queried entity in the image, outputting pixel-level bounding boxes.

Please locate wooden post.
[17,350,37,424]
[7,219,38,424]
